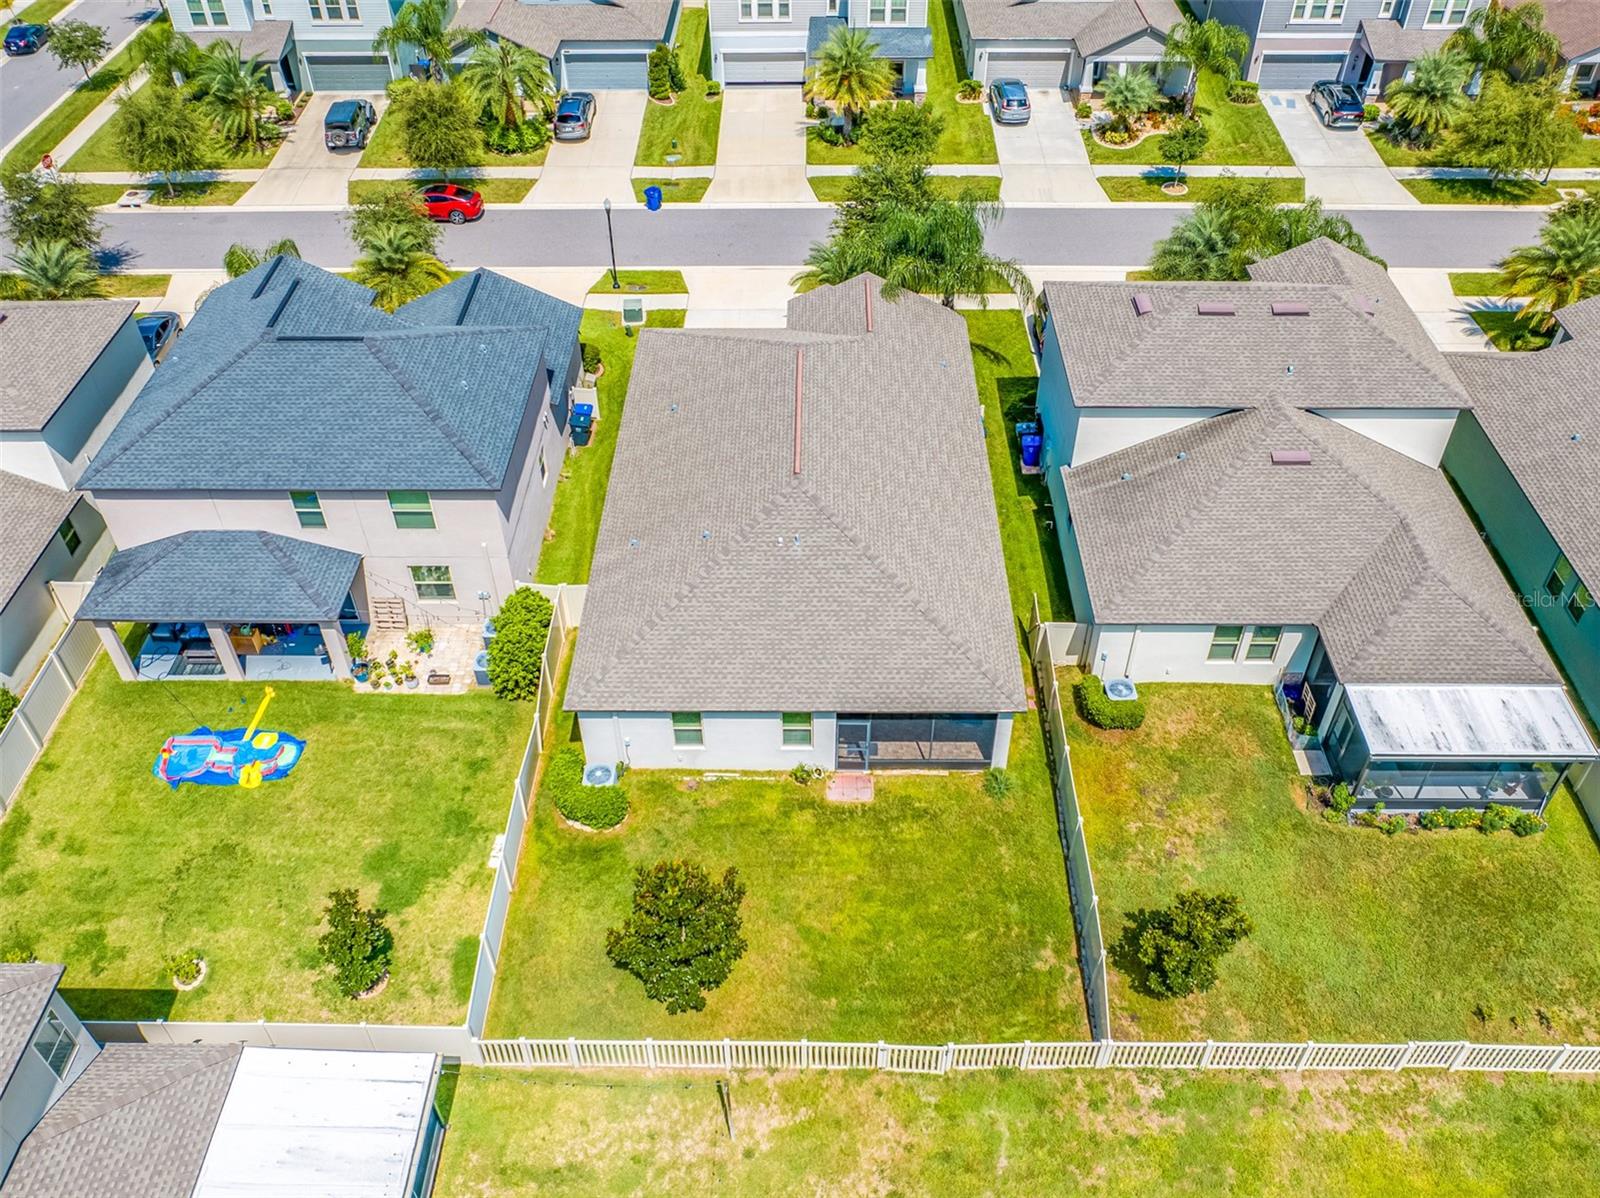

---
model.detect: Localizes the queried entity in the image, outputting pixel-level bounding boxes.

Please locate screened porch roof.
[1344,684,1599,762]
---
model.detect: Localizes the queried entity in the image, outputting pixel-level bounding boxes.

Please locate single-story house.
[1444,296,1600,728]
[569,275,1026,774]
[955,0,1185,91]
[452,0,681,91]
[76,258,582,680]
[0,965,97,1182]
[1035,239,1596,811]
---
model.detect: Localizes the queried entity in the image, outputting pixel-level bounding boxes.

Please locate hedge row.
[545,745,628,830]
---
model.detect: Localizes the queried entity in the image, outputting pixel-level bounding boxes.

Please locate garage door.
[563,52,649,90]
[985,51,1070,89]
[722,51,806,84]
[304,54,392,92]
[1257,54,1347,91]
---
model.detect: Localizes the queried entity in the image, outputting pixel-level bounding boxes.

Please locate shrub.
[318,889,392,998]
[605,860,748,1013]
[581,341,602,373]
[1132,891,1252,998]
[1073,674,1147,730]
[982,768,1013,800]
[1481,802,1517,833]
[545,744,628,829]
[1356,801,1406,835]
[406,627,435,655]
[1227,80,1259,104]
[0,924,36,963]
[164,948,204,985]
[705,80,722,97]
[1075,100,1093,120]
[647,43,674,100]
[1419,807,1450,831]
[484,118,550,155]
[958,77,982,100]
[1421,806,1480,831]
[1363,103,1381,122]
[1511,811,1547,837]
[790,762,823,785]
[0,686,16,731]
[815,121,844,146]
[486,586,554,700]
[1326,781,1355,817]
[859,100,944,162]
[1099,127,1134,145]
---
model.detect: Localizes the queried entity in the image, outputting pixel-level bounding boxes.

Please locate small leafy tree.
[346,180,440,256]
[135,21,200,87]
[1383,51,1470,147]
[805,26,894,142]
[223,238,301,278]
[836,156,935,234]
[45,19,109,80]
[605,860,748,1013]
[8,240,103,298]
[114,84,215,196]
[485,586,554,700]
[859,100,943,163]
[1450,75,1581,184]
[647,43,674,101]
[318,889,393,998]
[1159,117,1209,185]
[1102,69,1159,133]
[1132,890,1253,998]
[1,169,101,254]
[392,80,483,179]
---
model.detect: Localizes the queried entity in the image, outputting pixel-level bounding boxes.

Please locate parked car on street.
[419,184,483,224]
[3,24,48,55]
[1308,80,1365,128]
[324,99,377,150]
[988,79,1031,125]
[553,92,596,142]
[136,311,182,364]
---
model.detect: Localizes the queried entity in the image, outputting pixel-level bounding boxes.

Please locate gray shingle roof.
[0,472,79,609]
[808,15,933,59]
[0,300,138,431]
[452,0,676,56]
[958,0,1178,49]
[77,530,361,622]
[5,1043,241,1198]
[190,20,294,62]
[1060,404,1557,686]
[78,258,578,493]
[1445,297,1600,587]
[566,275,1026,714]
[1358,18,1451,62]
[0,964,62,1095]
[1544,0,1600,59]
[1043,240,1469,411]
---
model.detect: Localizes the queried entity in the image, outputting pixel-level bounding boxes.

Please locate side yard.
[635,6,720,168]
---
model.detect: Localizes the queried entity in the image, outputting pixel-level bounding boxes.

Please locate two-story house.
[709,0,932,91]
[0,300,152,691]
[1032,238,1597,813]
[75,257,581,684]
[168,0,402,93]
[955,0,1184,92]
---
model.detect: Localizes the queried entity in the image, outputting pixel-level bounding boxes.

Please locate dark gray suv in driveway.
[324,99,377,150]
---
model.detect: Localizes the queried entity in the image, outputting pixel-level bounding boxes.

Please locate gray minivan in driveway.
[989,79,1031,125]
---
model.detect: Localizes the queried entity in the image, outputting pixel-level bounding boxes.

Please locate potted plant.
[403,661,419,690]
[406,628,434,656]
[346,630,369,680]
[367,661,386,690]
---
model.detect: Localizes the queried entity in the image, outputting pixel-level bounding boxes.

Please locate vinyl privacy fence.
[0,620,100,809]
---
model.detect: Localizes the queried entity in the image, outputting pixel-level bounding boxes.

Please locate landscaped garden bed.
[1080,73,1291,167]
[0,660,533,1023]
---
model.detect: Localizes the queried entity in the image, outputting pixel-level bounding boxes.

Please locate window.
[1425,0,1471,26]
[738,0,788,18]
[388,490,435,529]
[1546,553,1575,598]
[309,0,359,17]
[1378,0,1395,14]
[1569,582,1594,624]
[538,447,548,485]
[1290,0,1345,20]
[186,0,209,24]
[56,516,81,554]
[206,0,226,23]
[781,712,813,748]
[290,491,326,529]
[672,711,704,747]
[260,0,271,12]
[409,565,455,600]
[827,0,839,11]
[1245,625,1283,662]
[31,1010,76,1080]
[1207,625,1244,662]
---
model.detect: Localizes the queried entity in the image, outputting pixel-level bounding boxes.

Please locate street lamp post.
[603,198,620,290]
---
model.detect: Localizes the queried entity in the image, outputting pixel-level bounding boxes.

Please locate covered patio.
[78,531,363,684]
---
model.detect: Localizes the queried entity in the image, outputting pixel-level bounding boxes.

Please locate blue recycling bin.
[1015,420,1040,440]
[570,401,595,446]
[1020,433,1043,469]
[643,185,663,211]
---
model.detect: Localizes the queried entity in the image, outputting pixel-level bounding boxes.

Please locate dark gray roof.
[78,530,362,622]
[567,275,1026,714]
[958,0,1179,49]
[452,0,676,56]
[1545,0,1600,60]
[1445,297,1600,587]
[190,19,294,62]
[0,300,138,431]
[0,472,79,609]
[1358,18,1450,62]
[5,1043,241,1198]
[1043,239,1469,411]
[1061,404,1557,686]
[78,258,579,493]
[807,16,933,59]
[0,964,62,1095]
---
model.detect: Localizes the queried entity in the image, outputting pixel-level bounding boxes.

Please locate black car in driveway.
[1308,79,1366,128]
[3,24,48,55]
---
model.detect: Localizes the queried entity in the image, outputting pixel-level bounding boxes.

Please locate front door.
[837,719,871,771]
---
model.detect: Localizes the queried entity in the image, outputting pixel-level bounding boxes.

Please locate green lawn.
[1098,175,1305,203]
[359,110,548,169]
[535,310,685,584]
[634,8,720,167]
[1369,129,1600,169]
[1082,74,1293,167]
[1400,176,1564,205]
[1472,309,1556,351]
[433,1067,1600,1197]
[0,272,170,299]
[586,270,686,294]
[631,176,710,203]
[806,0,996,165]
[1067,678,1600,1043]
[80,180,252,206]
[0,660,534,1023]
[347,177,536,205]
[1450,270,1512,297]
[64,84,282,172]
[808,174,1002,202]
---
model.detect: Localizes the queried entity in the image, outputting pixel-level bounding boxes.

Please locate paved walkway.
[1260,90,1416,206]
[238,93,386,207]
[704,86,810,204]
[530,91,644,206]
[995,88,1101,203]
[1386,267,1530,352]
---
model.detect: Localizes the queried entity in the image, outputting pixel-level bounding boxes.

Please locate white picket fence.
[0,620,101,809]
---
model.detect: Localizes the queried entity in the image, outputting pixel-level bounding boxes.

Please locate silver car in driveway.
[553,92,596,142]
[988,79,1031,125]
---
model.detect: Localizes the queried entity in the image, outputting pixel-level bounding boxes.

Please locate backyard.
[0,660,533,1023]
[1064,677,1600,1044]
[1082,73,1292,167]
[635,7,720,168]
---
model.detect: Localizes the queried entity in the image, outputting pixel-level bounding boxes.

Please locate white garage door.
[985,51,1070,89]
[722,51,806,84]
[304,54,392,92]
[1257,54,1347,91]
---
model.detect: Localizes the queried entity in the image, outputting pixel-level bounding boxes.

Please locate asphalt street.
[77,205,1551,272]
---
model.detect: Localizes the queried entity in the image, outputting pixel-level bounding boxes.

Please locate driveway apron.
[1261,90,1416,205]
[994,87,1100,203]
[703,85,810,204]
[530,90,646,205]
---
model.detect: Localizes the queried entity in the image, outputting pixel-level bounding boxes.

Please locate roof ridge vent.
[1271,301,1310,316]
[1196,302,1234,316]
[1270,449,1312,466]
[1131,293,1153,317]
[864,275,873,333]
[793,346,804,477]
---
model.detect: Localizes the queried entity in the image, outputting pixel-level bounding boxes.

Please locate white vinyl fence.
[0,620,101,809]
[1027,598,1111,1041]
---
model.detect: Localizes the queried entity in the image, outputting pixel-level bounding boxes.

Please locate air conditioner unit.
[583,763,616,787]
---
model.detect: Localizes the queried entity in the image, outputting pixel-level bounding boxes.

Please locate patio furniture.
[427,671,451,687]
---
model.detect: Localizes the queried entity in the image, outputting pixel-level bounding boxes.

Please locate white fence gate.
[0,620,101,809]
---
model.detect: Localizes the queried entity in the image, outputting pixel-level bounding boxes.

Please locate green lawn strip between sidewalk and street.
[1,0,74,35]
[586,270,687,294]
[632,176,710,203]
[1097,175,1304,203]
[79,180,252,206]
[808,174,1001,202]
[347,177,537,205]
[0,271,171,298]
[1400,177,1564,205]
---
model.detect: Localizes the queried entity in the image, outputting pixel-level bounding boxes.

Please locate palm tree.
[373,0,484,82]
[135,22,200,88]
[1447,0,1563,83]
[223,239,301,278]
[192,42,275,151]
[1383,52,1471,147]
[1101,70,1160,133]
[805,26,894,143]
[1159,15,1250,117]
[877,198,1032,309]
[457,39,555,129]
[1496,202,1600,331]
[351,225,452,311]
[8,240,103,298]
[791,230,882,291]
[1148,205,1241,282]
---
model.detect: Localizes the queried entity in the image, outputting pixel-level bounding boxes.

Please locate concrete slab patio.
[530,90,646,206]
[995,88,1101,203]
[237,93,386,207]
[1261,90,1415,206]
[703,86,810,204]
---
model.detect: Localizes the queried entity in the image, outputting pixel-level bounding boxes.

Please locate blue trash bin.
[1020,433,1043,469]
[644,185,663,211]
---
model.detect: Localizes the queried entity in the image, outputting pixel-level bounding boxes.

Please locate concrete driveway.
[237,93,385,207]
[531,90,646,205]
[1261,90,1415,205]
[704,86,810,204]
[992,88,1101,203]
